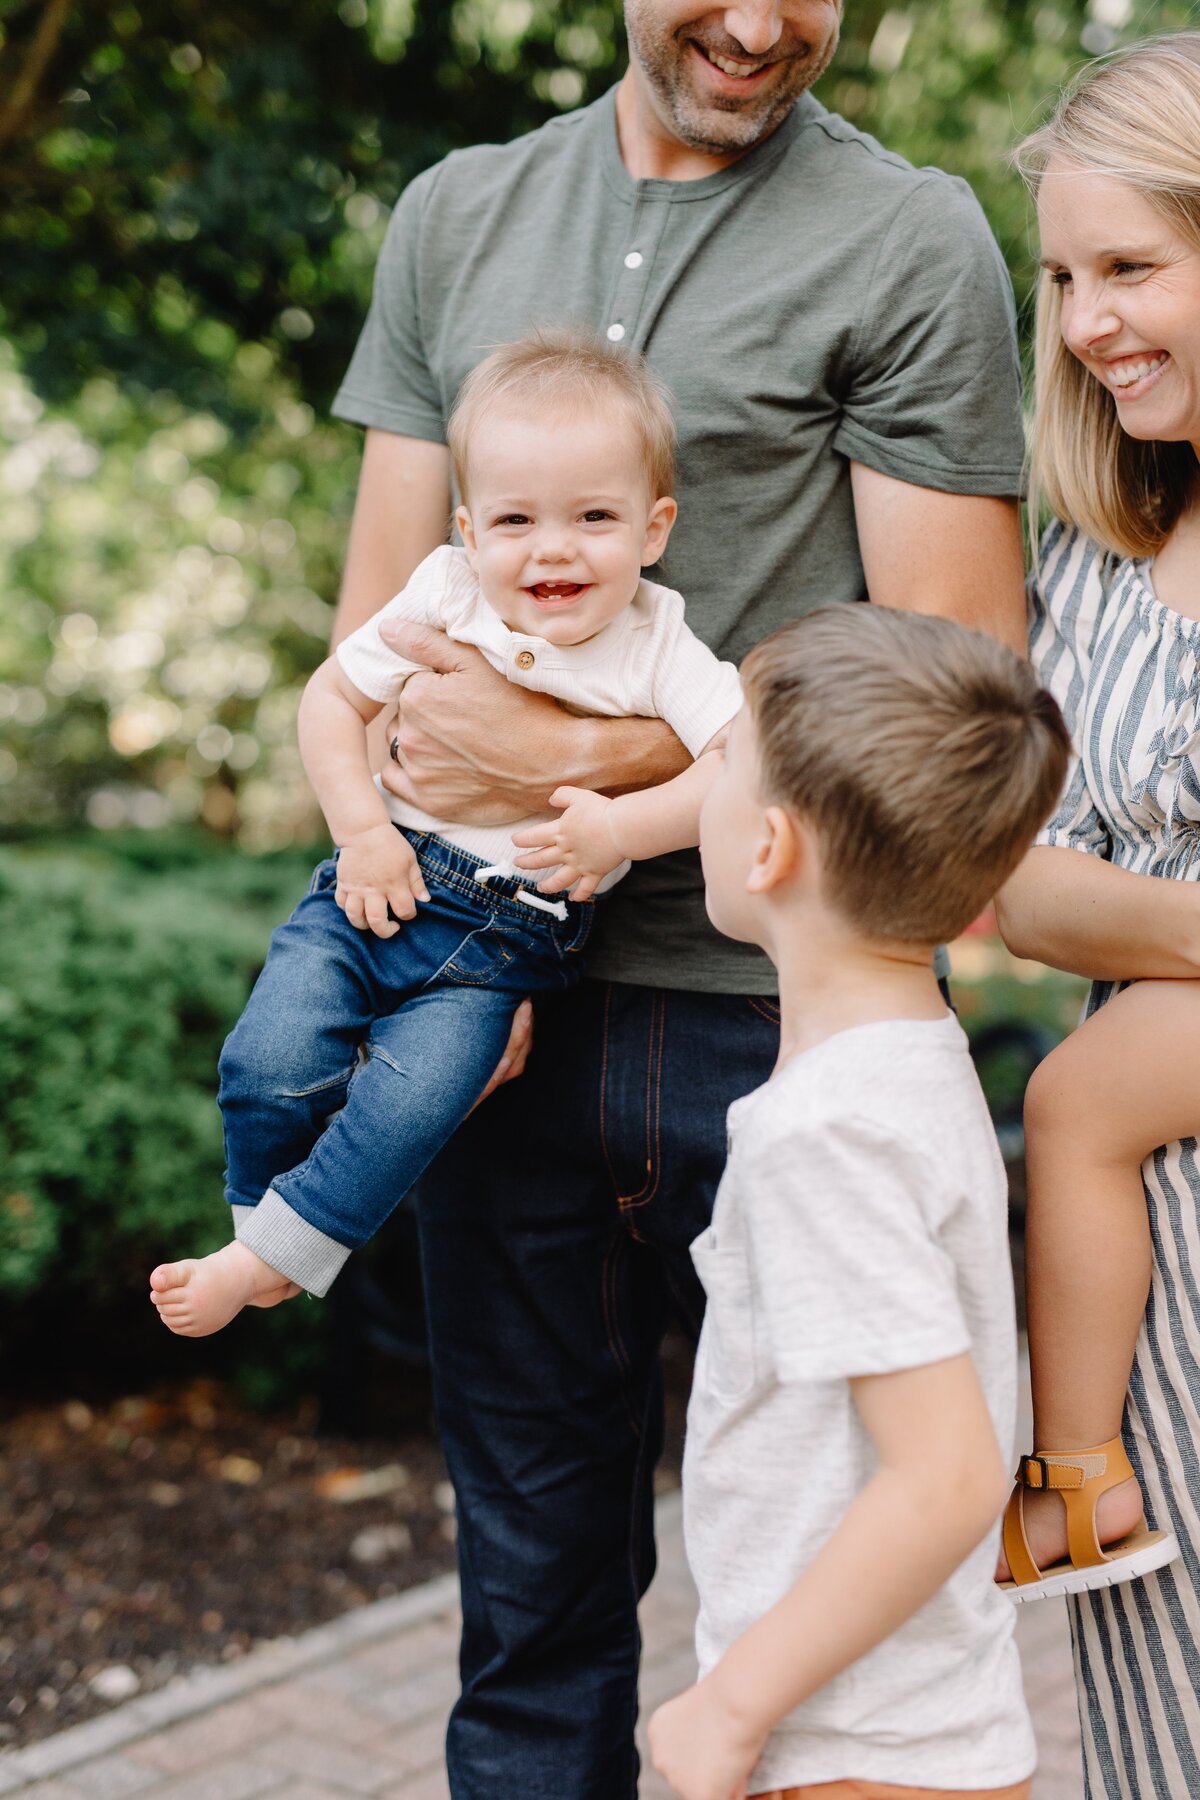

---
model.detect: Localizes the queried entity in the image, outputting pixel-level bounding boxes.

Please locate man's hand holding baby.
[335,821,430,937]
[511,785,627,901]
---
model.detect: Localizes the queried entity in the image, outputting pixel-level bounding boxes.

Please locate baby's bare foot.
[149,1242,296,1337]
[996,1474,1145,1582]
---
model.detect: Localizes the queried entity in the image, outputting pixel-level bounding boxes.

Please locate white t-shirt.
[335,545,743,887]
[683,1014,1035,1794]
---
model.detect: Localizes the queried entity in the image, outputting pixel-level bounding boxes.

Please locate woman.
[997,33,1200,1797]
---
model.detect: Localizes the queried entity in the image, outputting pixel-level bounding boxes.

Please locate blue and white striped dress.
[1030,520,1200,1799]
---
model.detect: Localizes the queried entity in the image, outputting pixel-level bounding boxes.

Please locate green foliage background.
[0,0,1184,1363]
[4,0,1200,848]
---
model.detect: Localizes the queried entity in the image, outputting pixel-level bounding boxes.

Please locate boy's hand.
[510,785,624,902]
[335,823,429,937]
[648,1678,764,1800]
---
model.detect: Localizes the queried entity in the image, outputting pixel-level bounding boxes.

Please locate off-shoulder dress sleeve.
[1028,521,1112,858]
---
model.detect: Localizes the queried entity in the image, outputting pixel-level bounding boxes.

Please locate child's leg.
[1004,978,1200,1574]
[235,981,518,1293]
[152,868,397,1336]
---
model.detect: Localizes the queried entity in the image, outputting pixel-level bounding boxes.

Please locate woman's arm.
[996,844,1200,981]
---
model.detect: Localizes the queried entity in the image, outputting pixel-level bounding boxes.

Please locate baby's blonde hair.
[447,328,677,503]
[741,607,1070,946]
[1016,33,1200,557]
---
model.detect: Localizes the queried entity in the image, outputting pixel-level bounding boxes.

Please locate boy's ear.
[746,805,802,896]
[641,495,677,566]
[456,505,478,563]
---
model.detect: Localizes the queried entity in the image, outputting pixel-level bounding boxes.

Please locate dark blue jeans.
[417,978,780,1799]
[218,830,593,1295]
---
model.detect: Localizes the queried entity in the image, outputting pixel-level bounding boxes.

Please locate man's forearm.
[996,845,1200,980]
[567,712,691,800]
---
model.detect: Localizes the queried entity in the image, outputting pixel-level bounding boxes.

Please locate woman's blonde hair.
[1016,33,1200,558]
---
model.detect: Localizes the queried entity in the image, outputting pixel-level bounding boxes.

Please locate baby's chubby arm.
[510,723,731,901]
[297,658,429,938]
[647,1354,1009,1800]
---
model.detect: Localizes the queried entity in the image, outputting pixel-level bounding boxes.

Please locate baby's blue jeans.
[218,828,593,1294]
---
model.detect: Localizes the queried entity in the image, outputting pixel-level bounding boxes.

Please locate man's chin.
[664,72,811,153]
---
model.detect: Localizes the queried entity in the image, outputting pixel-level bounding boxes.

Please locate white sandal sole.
[1003,1529,1180,1605]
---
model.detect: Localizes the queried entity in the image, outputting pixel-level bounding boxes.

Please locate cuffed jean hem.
[233,1187,351,1296]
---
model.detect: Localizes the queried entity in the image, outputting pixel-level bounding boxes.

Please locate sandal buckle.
[1018,1454,1052,1490]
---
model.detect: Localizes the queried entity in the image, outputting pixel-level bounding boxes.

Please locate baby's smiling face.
[456,403,676,647]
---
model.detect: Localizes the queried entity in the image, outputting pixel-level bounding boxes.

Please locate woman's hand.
[335,824,429,937]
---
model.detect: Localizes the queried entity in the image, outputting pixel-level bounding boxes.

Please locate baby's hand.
[511,785,624,903]
[335,824,429,937]
[647,1679,762,1800]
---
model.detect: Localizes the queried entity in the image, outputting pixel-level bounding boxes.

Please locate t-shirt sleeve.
[330,167,448,442]
[831,175,1024,497]
[741,1119,971,1383]
[335,547,457,702]
[648,596,743,756]
[1028,522,1112,857]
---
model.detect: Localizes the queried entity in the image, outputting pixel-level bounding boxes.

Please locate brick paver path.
[0,1487,1083,1800]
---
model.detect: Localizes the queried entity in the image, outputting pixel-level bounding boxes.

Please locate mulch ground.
[1,1339,692,1753]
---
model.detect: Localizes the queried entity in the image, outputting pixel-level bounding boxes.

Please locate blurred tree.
[0,0,626,416]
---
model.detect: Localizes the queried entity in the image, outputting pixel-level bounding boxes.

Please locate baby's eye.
[1113,261,1150,278]
[581,509,615,523]
[1047,269,1072,288]
[495,513,531,527]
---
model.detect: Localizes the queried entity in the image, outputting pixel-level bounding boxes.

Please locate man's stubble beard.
[623,4,838,155]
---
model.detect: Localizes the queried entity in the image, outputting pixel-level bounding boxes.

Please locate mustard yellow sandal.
[999,1435,1180,1604]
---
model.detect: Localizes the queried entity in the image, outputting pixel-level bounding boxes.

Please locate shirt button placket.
[606,196,667,350]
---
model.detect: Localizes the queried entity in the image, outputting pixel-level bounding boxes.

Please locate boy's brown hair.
[447,328,677,503]
[741,606,1070,946]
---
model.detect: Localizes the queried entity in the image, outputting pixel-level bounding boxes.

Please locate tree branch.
[0,0,75,150]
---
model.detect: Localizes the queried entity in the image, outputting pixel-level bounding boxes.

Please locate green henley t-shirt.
[332,86,1025,995]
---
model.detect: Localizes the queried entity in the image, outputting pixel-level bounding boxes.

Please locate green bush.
[0,835,329,1390]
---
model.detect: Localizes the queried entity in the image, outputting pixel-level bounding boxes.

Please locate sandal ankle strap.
[1004,1435,1136,1583]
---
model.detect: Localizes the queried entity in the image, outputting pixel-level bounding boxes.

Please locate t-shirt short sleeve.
[647,593,742,756]
[831,175,1024,496]
[742,1118,971,1383]
[335,546,459,702]
[331,167,448,442]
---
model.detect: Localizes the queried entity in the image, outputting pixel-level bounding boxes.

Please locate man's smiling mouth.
[692,41,777,82]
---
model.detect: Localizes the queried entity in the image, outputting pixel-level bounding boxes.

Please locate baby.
[149,330,740,1335]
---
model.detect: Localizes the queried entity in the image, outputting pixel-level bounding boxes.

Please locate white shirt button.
[624,251,643,269]
[606,322,626,342]
[515,649,536,671]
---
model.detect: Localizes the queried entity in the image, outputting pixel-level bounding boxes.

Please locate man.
[329,4,1027,1794]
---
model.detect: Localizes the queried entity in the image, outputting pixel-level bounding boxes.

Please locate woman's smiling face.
[1038,158,1200,451]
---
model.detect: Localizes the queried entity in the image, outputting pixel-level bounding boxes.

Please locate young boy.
[649,605,1071,1800]
[149,331,740,1336]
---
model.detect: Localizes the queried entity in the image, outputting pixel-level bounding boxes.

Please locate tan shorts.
[752,1782,1033,1800]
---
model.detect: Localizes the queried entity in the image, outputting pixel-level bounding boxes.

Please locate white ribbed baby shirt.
[335,545,743,886]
